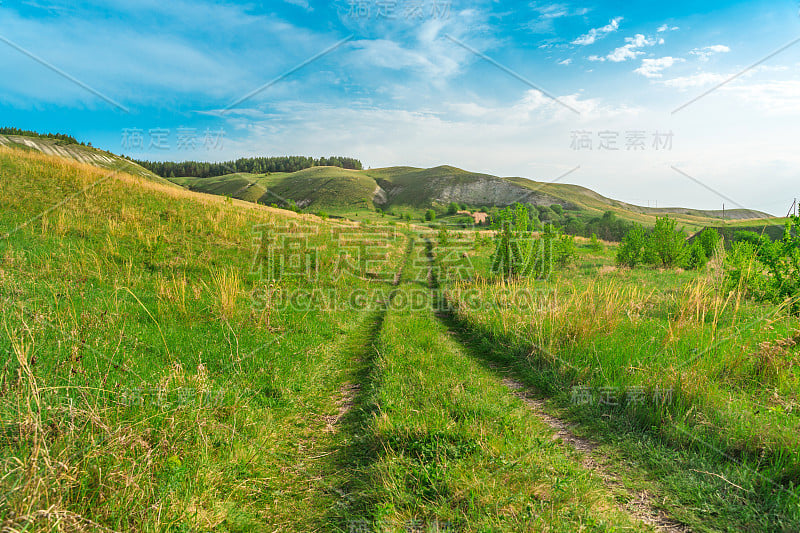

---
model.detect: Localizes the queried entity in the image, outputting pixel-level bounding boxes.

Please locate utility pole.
[722,203,725,224]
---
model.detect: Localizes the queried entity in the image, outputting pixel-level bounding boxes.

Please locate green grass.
[0,146,406,530]
[441,235,800,531]
[2,142,797,532]
[325,239,645,531]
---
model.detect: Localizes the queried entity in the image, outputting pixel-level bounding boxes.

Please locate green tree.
[513,203,529,233]
[589,233,603,252]
[447,202,460,215]
[438,227,450,247]
[696,228,721,258]
[491,221,533,278]
[425,209,436,222]
[555,234,578,267]
[685,240,709,270]
[616,224,647,268]
[647,216,686,267]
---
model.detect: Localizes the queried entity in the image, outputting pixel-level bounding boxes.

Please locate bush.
[647,216,686,267]
[555,234,578,267]
[685,240,709,270]
[723,216,800,310]
[724,241,769,299]
[589,233,603,252]
[696,228,721,257]
[425,209,436,222]
[616,224,647,268]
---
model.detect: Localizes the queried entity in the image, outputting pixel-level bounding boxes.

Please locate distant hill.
[0,132,773,231]
[169,164,772,230]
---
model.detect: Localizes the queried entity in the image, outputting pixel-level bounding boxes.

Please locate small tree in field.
[589,233,603,252]
[616,224,647,267]
[647,216,686,267]
[696,228,721,257]
[491,220,531,278]
[425,209,436,222]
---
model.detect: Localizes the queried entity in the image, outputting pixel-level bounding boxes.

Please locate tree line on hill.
[0,127,78,144]
[132,156,363,178]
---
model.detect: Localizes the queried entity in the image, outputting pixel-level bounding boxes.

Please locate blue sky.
[3,0,800,214]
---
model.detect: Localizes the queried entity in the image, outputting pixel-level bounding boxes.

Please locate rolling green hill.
[169,164,772,231]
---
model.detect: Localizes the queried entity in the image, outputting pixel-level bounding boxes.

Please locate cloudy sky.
[3,0,800,215]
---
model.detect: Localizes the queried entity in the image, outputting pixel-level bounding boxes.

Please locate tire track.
[423,238,691,533]
[323,236,415,528]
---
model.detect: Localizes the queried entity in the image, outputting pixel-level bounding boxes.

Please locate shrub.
[647,216,686,267]
[724,241,769,299]
[685,240,709,270]
[555,234,578,267]
[696,228,721,257]
[589,233,603,252]
[723,216,800,310]
[616,224,647,268]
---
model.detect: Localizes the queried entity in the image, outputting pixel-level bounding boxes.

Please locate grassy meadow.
[441,235,800,531]
[1,143,798,532]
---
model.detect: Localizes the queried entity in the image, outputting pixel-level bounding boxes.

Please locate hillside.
[0,134,171,185]
[170,164,772,230]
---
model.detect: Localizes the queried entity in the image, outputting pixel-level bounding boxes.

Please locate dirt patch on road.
[324,382,361,433]
[500,376,690,533]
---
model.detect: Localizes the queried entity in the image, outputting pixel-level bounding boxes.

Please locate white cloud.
[558,58,572,65]
[571,16,622,45]
[690,45,731,61]
[588,55,605,62]
[282,0,313,11]
[662,72,725,89]
[657,24,679,32]
[527,3,591,33]
[607,46,643,62]
[635,56,684,78]
[721,80,800,113]
[596,33,656,63]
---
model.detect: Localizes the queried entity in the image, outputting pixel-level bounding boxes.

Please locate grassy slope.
[0,134,170,186]
[443,236,800,531]
[0,146,406,531]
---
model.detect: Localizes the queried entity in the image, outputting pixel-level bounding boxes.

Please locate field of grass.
[440,236,800,531]
[2,143,798,532]
[0,146,405,530]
